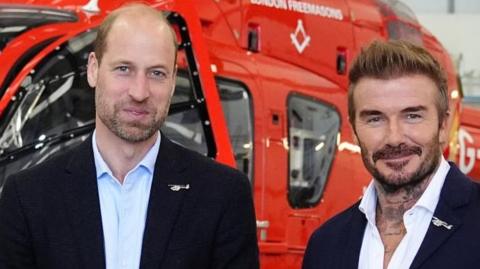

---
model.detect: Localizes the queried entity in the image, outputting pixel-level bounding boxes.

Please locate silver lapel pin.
[168,184,190,192]
[432,216,453,230]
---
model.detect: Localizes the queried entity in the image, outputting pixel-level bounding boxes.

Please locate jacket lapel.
[63,136,106,268]
[410,164,472,269]
[140,134,189,269]
[341,203,367,269]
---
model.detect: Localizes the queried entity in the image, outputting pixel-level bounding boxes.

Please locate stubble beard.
[96,93,171,143]
[359,135,441,194]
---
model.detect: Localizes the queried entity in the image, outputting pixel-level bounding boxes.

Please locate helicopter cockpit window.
[216,78,254,181]
[288,95,340,208]
[161,70,208,155]
[0,29,96,190]
[0,5,78,51]
[0,30,96,152]
[0,12,214,190]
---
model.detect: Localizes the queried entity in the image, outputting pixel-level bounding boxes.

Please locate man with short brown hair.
[0,4,259,269]
[302,40,480,269]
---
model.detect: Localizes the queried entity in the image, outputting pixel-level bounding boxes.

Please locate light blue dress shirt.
[92,131,160,269]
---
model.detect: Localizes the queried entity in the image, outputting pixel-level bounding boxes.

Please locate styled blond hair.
[348,40,448,128]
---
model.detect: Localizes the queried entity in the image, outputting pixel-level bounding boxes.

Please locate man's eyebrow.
[401,106,427,113]
[108,59,133,66]
[359,110,383,118]
[108,60,171,71]
[149,64,170,71]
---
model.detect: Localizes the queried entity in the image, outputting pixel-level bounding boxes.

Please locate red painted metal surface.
[458,105,480,180]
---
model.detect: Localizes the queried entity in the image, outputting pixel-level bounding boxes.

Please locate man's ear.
[439,110,451,144]
[353,131,359,145]
[170,64,178,97]
[87,52,99,88]
[348,116,359,145]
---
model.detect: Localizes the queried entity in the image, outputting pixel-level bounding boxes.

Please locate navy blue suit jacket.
[302,163,480,269]
[0,133,259,269]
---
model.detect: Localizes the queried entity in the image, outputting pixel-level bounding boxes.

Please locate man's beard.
[359,136,441,194]
[96,94,170,143]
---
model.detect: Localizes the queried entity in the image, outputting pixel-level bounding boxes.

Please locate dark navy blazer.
[0,133,259,269]
[302,163,480,269]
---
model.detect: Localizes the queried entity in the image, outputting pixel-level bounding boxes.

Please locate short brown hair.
[348,40,449,128]
[93,3,178,64]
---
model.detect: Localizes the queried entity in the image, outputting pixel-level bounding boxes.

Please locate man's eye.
[406,113,422,121]
[115,66,130,73]
[150,70,166,79]
[407,113,421,119]
[366,116,382,123]
[363,116,385,127]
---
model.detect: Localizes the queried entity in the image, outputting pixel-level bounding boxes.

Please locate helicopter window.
[0,5,77,51]
[287,95,340,208]
[0,30,96,191]
[216,78,254,182]
[161,69,208,156]
[0,25,27,52]
[0,30,96,153]
[0,13,214,190]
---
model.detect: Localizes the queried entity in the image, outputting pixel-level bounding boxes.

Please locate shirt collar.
[92,130,161,179]
[358,180,377,224]
[359,156,450,222]
[414,156,450,213]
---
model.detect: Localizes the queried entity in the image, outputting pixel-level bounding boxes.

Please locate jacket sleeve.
[0,176,37,269]
[211,174,260,269]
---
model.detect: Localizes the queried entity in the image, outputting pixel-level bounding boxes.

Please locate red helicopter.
[0,0,469,268]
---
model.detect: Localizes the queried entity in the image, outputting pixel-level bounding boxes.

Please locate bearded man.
[302,40,480,269]
[0,4,259,269]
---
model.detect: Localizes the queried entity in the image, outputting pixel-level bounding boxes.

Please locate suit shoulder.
[170,141,249,184]
[469,180,480,204]
[303,201,363,268]
[166,141,253,206]
[13,143,81,178]
[4,139,89,191]
[309,201,361,242]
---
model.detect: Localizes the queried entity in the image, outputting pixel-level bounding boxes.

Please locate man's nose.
[386,119,405,146]
[128,74,150,101]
